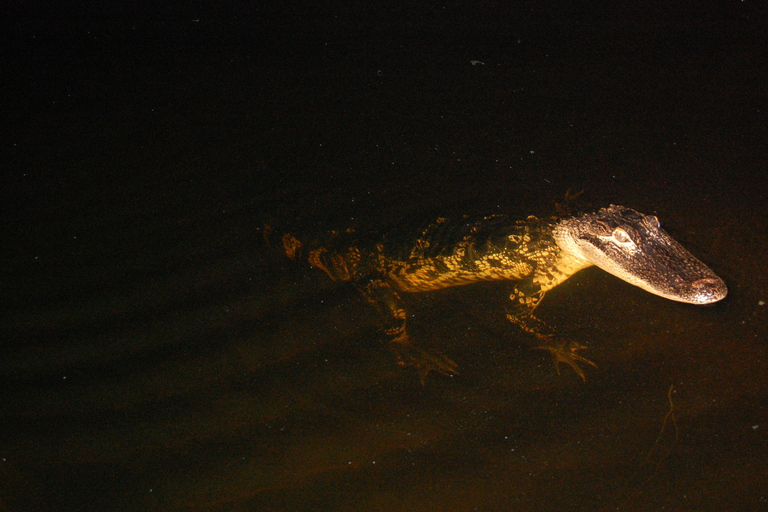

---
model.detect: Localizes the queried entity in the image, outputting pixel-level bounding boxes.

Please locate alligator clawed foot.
[389,335,459,384]
[534,338,597,381]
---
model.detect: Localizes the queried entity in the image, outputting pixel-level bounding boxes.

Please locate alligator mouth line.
[553,205,727,305]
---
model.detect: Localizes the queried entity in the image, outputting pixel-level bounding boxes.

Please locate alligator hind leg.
[358,280,459,382]
[507,282,597,380]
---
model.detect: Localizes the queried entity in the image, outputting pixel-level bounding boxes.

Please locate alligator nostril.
[693,278,718,290]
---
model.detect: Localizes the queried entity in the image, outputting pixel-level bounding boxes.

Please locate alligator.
[266,205,727,381]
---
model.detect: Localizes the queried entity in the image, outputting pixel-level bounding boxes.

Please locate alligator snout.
[691,277,728,304]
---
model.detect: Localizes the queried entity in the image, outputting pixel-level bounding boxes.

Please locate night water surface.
[2,3,767,511]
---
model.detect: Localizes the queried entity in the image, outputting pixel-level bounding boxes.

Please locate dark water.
[3,3,767,510]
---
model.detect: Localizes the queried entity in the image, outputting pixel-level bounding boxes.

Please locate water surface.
[2,3,767,510]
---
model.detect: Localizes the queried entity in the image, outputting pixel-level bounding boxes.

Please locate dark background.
[2,1,767,510]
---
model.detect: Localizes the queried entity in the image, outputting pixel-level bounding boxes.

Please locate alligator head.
[552,205,727,304]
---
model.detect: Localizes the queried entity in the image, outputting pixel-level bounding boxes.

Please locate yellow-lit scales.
[268,205,727,380]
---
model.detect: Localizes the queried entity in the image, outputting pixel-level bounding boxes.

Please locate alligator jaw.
[553,205,728,305]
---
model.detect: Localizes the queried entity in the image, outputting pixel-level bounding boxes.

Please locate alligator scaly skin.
[269,213,590,380]
[267,204,726,381]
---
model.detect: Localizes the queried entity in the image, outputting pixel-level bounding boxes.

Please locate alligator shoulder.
[268,205,727,381]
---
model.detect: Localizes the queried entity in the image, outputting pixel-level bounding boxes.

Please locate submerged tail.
[262,221,304,260]
[262,220,363,282]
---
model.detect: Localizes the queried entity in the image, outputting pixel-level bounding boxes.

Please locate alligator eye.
[612,228,632,244]
[645,215,660,228]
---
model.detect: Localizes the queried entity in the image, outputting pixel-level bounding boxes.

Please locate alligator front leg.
[358,280,459,382]
[506,281,597,380]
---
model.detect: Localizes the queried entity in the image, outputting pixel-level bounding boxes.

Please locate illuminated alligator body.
[268,205,727,380]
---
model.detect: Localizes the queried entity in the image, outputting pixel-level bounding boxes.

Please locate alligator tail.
[263,220,363,282]
[262,221,305,261]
